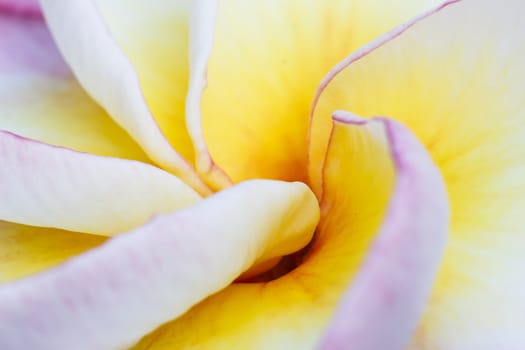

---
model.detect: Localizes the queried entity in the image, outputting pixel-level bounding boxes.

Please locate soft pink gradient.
[0,180,315,350]
[320,113,449,350]
[0,7,69,76]
[0,0,41,18]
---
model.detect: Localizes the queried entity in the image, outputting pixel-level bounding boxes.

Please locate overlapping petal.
[0,221,105,283]
[0,10,147,161]
[0,131,200,235]
[92,0,194,164]
[132,114,447,349]
[188,0,443,186]
[39,0,210,194]
[0,180,319,350]
[320,113,448,350]
[310,0,525,347]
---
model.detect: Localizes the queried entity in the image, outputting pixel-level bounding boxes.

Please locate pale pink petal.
[0,180,319,350]
[39,0,211,195]
[320,112,449,350]
[0,0,41,18]
[311,0,525,347]
[0,8,63,75]
[0,131,200,235]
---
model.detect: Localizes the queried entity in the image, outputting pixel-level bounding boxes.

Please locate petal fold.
[39,0,210,194]
[0,9,147,161]
[186,0,232,189]
[190,0,443,185]
[0,180,319,350]
[0,131,200,235]
[131,114,447,349]
[310,0,525,347]
[91,0,196,167]
[320,113,448,350]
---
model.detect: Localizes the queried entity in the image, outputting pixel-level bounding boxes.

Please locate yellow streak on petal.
[0,221,105,283]
[132,119,395,349]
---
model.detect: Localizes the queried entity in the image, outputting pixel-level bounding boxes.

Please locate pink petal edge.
[0,180,317,350]
[0,130,200,235]
[0,4,68,76]
[320,111,449,350]
[0,0,41,18]
[307,0,462,197]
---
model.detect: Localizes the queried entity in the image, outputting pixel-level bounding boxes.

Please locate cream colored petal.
[40,0,210,195]
[92,0,195,166]
[0,131,200,235]
[185,0,231,190]
[0,180,319,350]
[132,114,447,350]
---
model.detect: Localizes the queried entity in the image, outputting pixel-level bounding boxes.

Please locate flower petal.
[185,0,231,189]
[0,10,147,161]
[39,0,210,194]
[0,131,200,235]
[0,180,319,350]
[0,221,105,283]
[310,0,525,347]
[92,0,195,166]
[320,113,448,350]
[0,0,41,17]
[131,114,447,349]
[188,0,443,186]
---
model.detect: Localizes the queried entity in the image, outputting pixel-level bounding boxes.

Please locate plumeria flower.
[0,0,523,349]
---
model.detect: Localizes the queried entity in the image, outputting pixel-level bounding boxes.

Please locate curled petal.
[188,0,442,185]
[91,0,197,168]
[0,131,200,235]
[310,0,525,347]
[131,114,446,349]
[39,0,210,194]
[308,0,460,196]
[320,113,448,350]
[186,0,231,190]
[0,180,319,350]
